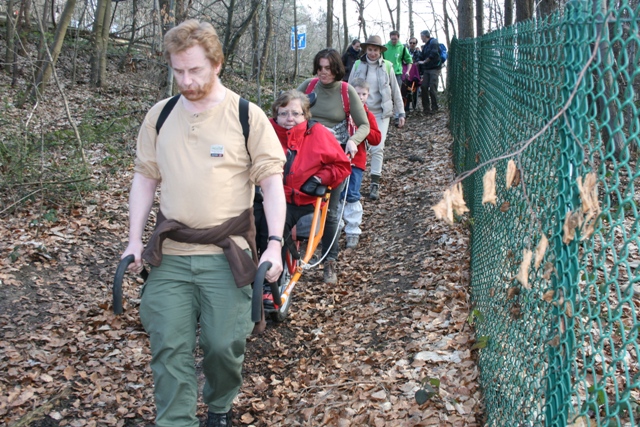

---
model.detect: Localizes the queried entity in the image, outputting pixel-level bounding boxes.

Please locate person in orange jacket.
[341,78,382,249]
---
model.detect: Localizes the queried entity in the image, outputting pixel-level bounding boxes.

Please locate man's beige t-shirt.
[134,90,285,256]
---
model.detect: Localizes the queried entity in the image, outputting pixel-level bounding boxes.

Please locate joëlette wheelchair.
[112,187,331,326]
[256,185,331,322]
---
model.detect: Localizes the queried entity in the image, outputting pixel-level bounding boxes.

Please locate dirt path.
[0,109,482,427]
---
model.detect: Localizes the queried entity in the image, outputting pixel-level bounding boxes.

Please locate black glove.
[300,176,322,196]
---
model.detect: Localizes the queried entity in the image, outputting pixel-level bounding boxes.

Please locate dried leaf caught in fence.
[451,183,469,216]
[432,189,454,224]
[562,210,583,244]
[577,173,599,213]
[482,167,497,206]
[516,249,533,289]
[534,234,548,268]
[506,160,517,189]
[577,172,600,240]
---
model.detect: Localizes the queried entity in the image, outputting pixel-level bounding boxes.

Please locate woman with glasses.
[403,37,423,112]
[297,49,370,283]
[269,90,351,249]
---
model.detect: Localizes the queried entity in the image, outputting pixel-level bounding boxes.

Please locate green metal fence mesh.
[448,1,639,426]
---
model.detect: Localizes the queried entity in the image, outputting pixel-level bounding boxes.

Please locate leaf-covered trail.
[239,111,482,426]
[0,109,482,426]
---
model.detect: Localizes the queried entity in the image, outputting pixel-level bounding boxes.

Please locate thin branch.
[10,177,92,187]
[450,32,602,187]
[0,189,43,215]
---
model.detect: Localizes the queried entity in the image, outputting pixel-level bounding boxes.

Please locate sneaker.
[345,234,359,249]
[369,183,380,200]
[207,409,232,427]
[323,260,337,284]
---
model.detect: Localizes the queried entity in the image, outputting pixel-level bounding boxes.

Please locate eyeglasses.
[409,42,417,45]
[277,111,304,118]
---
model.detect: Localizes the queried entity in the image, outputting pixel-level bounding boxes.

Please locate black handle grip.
[251,262,272,323]
[113,255,148,314]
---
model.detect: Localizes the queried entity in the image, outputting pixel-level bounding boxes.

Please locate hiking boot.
[207,409,232,427]
[345,234,359,249]
[323,260,337,284]
[369,183,380,200]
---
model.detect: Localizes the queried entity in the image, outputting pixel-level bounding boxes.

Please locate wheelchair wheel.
[269,244,298,322]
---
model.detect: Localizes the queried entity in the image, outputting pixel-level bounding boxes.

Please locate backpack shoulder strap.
[340,81,350,116]
[155,94,181,134]
[353,60,361,73]
[239,97,250,147]
[305,78,319,94]
[383,59,393,75]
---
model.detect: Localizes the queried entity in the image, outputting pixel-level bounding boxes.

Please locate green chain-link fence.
[448,1,639,425]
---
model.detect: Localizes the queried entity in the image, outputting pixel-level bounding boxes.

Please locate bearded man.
[121,19,286,427]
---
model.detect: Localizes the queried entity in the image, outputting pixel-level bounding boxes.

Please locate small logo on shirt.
[210,145,224,157]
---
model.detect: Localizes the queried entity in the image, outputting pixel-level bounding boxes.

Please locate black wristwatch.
[268,235,283,243]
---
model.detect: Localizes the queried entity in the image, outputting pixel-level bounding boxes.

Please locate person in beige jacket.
[348,35,405,200]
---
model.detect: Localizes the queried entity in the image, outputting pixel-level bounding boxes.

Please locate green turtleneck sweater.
[297,79,371,145]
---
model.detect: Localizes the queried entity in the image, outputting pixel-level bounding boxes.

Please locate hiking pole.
[113,254,148,314]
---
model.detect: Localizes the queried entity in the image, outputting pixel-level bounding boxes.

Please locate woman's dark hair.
[312,48,345,82]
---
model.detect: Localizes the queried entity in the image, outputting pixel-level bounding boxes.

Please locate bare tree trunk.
[31,0,77,99]
[383,0,396,30]
[343,0,348,49]
[6,0,16,74]
[36,0,52,77]
[515,0,533,22]
[71,1,87,84]
[175,0,187,24]
[538,0,558,18]
[327,0,333,47]
[99,0,111,85]
[593,0,623,158]
[293,0,298,81]
[251,11,259,77]
[396,0,400,33]
[443,0,451,45]
[41,0,50,30]
[221,0,261,75]
[476,0,484,36]
[457,0,474,39]
[408,0,414,37]
[355,0,367,40]
[16,0,31,34]
[259,0,273,82]
[118,0,139,72]
[504,0,513,26]
[90,0,107,86]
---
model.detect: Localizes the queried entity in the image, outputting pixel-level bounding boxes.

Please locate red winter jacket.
[271,119,351,206]
[352,106,382,170]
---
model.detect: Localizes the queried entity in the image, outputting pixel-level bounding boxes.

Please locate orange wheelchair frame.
[257,188,331,322]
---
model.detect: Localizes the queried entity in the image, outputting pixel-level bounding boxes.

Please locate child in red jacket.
[342,78,382,249]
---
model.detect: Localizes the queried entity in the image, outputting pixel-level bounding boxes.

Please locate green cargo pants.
[139,254,254,427]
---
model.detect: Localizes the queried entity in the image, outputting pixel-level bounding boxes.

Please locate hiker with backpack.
[417,30,445,114]
[121,20,287,427]
[348,35,406,201]
[297,48,371,283]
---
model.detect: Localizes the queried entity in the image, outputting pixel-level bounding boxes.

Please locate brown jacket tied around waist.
[142,208,258,288]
